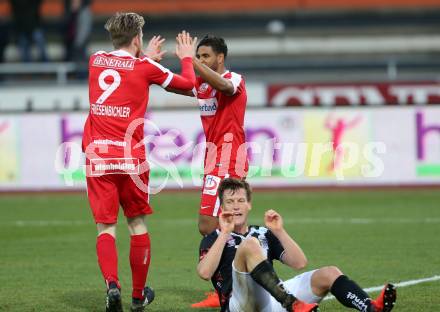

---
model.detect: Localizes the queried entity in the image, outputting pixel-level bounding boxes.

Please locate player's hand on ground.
[219,211,235,234]
[175,31,197,60]
[264,209,284,232]
[144,35,166,62]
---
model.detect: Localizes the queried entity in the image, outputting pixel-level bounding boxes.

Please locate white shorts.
[228,262,323,312]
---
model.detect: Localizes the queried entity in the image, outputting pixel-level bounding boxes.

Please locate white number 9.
[97,69,121,104]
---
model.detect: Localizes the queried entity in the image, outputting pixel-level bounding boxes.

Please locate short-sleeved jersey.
[199,225,285,311]
[195,71,248,178]
[83,50,174,161]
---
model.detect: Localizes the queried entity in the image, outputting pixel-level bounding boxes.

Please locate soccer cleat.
[291,299,319,312]
[190,291,220,308]
[106,283,123,312]
[130,286,155,312]
[370,283,396,312]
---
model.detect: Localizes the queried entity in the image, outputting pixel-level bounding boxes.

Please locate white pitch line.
[11,220,91,227]
[282,218,440,225]
[324,275,440,301]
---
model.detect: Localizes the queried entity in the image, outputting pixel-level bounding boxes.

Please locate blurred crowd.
[0,0,92,63]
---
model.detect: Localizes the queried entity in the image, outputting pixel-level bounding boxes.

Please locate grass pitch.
[0,189,439,311]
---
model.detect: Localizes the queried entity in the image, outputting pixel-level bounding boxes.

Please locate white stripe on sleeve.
[229,72,242,95]
[142,57,174,88]
[161,72,174,88]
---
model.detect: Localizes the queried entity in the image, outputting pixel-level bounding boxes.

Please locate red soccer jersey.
[195,71,248,177]
[83,50,177,162]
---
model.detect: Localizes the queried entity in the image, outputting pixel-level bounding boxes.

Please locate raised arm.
[264,210,308,270]
[165,31,197,92]
[192,57,235,96]
[143,35,167,62]
[197,211,235,280]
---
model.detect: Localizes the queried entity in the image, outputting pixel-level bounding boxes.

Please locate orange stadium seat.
[304,0,440,9]
[0,0,299,18]
[1,0,439,18]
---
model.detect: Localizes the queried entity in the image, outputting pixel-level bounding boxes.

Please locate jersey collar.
[231,225,250,237]
[221,70,230,77]
[109,49,136,59]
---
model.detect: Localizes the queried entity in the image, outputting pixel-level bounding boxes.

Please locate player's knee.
[198,223,211,236]
[325,265,343,277]
[320,266,343,284]
[127,217,147,235]
[238,237,261,254]
[97,223,117,237]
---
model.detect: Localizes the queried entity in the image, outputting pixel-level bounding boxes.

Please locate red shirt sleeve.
[141,57,174,87]
[166,57,196,90]
[226,72,244,95]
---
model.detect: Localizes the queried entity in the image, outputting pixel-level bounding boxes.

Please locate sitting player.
[197,178,397,312]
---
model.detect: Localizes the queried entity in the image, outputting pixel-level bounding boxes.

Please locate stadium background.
[0,1,439,311]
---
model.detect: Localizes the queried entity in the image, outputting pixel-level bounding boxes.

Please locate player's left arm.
[192,57,236,96]
[165,31,198,91]
[147,31,197,92]
[265,209,308,270]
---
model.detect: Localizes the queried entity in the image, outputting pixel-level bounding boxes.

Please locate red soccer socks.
[130,233,151,300]
[97,233,119,286]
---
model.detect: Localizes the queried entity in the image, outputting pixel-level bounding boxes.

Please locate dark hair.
[197,35,228,59]
[218,178,251,204]
[105,12,144,49]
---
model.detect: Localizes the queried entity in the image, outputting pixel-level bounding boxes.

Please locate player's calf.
[250,260,319,311]
[198,214,218,236]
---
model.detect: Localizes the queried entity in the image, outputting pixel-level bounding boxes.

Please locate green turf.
[0,189,439,311]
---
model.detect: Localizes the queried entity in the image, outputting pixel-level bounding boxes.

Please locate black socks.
[330,275,373,312]
[250,260,296,309]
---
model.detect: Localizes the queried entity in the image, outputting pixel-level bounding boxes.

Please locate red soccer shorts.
[199,173,243,217]
[86,169,152,224]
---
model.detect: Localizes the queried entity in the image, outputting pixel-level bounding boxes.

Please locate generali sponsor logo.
[93,55,135,70]
[268,82,440,106]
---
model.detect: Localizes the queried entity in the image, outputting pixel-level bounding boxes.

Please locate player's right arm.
[197,211,234,280]
[192,57,235,96]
